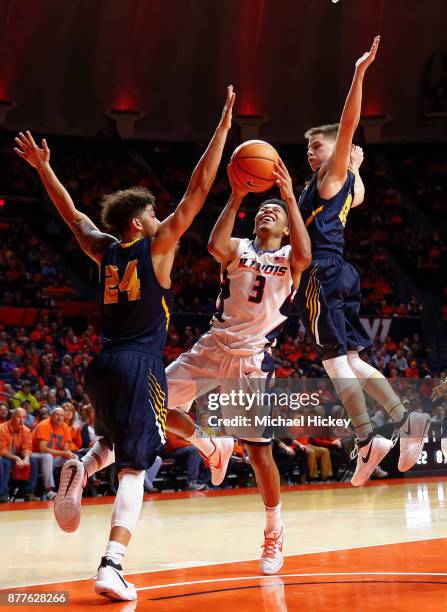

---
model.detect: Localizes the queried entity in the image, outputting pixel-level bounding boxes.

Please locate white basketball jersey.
[210,238,295,351]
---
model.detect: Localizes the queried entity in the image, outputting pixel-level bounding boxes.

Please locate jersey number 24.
[104,260,141,304]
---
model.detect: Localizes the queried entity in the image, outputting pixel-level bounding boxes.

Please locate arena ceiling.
[1,0,447,143]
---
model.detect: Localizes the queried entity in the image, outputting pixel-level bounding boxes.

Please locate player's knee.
[118,468,145,481]
[347,351,381,380]
[321,346,345,362]
[246,444,272,469]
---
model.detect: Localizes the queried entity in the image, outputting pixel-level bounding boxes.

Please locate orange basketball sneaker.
[201,437,234,486]
[260,527,285,575]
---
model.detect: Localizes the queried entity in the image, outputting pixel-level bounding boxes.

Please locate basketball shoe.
[95,557,137,601]
[54,458,85,532]
[398,412,431,471]
[260,527,284,575]
[351,434,394,487]
[201,437,234,486]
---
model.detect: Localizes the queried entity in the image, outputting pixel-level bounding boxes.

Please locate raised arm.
[207,164,247,265]
[273,159,312,286]
[151,86,235,257]
[321,36,380,194]
[349,145,365,208]
[14,132,116,265]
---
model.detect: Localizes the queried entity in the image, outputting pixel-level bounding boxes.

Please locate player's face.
[255,204,289,237]
[307,133,335,171]
[138,204,160,238]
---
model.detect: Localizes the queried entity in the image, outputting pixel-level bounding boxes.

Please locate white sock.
[186,427,216,457]
[265,503,282,533]
[105,540,126,566]
[82,439,115,485]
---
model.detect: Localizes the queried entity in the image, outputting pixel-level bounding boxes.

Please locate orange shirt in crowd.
[0,421,32,456]
[32,418,72,452]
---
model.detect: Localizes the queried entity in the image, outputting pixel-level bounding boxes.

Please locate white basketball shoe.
[398,412,431,471]
[351,434,394,487]
[54,458,85,532]
[95,557,137,601]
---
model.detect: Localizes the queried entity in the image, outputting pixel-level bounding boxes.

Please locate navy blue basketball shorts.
[85,349,167,471]
[295,256,372,360]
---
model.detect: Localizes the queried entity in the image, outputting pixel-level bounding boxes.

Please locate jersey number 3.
[104,260,141,304]
[248,275,266,303]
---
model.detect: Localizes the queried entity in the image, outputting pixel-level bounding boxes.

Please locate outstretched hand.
[14,131,50,170]
[219,85,236,131]
[227,163,248,198]
[350,145,364,171]
[431,381,447,401]
[355,35,380,74]
[273,158,294,202]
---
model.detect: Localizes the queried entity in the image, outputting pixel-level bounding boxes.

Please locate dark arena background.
[0,1,446,610]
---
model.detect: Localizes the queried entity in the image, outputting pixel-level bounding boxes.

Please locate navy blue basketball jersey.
[99,237,173,356]
[298,169,355,258]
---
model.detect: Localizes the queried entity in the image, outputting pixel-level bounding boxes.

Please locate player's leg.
[55,354,115,532]
[244,441,284,575]
[94,352,166,601]
[441,414,447,460]
[55,438,115,532]
[94,468,144,601]
[302,259,394,485]
[166,334,234,485]
[344,263,429,471]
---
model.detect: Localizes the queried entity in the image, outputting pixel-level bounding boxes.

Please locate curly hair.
[100,187,155,237]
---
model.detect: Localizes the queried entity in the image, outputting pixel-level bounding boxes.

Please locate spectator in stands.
[0,408,38,502]
[0,403,9,424]
[44,390,59,412]
[309,406,347,480]
[162,432,206,490]
[34,407,49,428]
[405,359,420,379]
[31,406,76,500]
[51,377,72,402]
[63,402,82,451]
[407,295,423,316]
[11,380,40,413]
[21,400,35,429]
[392,349,409,373]
[1,384,14,409]
[60,364,76,396]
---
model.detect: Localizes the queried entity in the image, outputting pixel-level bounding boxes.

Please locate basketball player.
[295,35,430,486]
[14,85,235,601]
[164,158,311,575]
[432,378,447,460]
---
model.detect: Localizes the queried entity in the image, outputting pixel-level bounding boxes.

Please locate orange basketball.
[230,140,279,193]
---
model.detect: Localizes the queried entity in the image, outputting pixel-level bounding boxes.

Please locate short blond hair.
[304,123,339,141]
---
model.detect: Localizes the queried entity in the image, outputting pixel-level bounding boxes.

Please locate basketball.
[230,140,279,193]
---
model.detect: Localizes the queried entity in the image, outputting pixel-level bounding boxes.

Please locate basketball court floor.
[1,476,446,610]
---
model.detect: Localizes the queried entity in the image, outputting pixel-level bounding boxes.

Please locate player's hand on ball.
[431,381,447,401]
[273,158,294,202]
[350,145,364,170]
[219,85,236,131]
[355,35,380,74]
[227,163,248,198]
[14,131,50,170]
